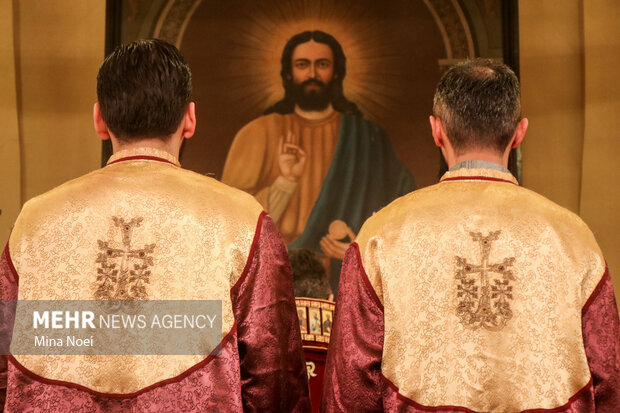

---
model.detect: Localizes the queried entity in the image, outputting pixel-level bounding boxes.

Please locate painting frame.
[101,0,521,179]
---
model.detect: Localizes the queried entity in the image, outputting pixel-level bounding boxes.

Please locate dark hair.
[289,248,331,300]
[264,30,362,116]
[433,59,521,154]
[96,39,192,141]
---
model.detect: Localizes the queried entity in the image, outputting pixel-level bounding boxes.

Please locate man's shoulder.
[354,186,426,252]
[172,166,264,209]
[9,169,104,249]
[13,166,264,240]
[356,181,601,255]
[18,168,103,214]
[515,186,601,250]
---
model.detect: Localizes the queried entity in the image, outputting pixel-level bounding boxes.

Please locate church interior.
[0,1,618,411]
[0,1,618,306]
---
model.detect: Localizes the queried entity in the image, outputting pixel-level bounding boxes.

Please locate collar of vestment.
[106,146,181,167]
[440,162,518,185]
[449,159,510,173]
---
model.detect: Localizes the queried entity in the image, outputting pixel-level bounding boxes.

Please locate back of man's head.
[289,248,332,300]
[96,39,192,142]
[433,59,521,154]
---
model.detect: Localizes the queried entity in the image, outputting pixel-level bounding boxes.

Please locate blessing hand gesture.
[278,131,307,182]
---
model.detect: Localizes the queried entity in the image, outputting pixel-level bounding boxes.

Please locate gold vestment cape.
[355,168,606,411]
[9,147,263,394]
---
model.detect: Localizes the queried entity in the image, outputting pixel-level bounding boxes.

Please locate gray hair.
[433,59,521,154]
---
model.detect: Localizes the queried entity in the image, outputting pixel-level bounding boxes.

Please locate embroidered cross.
[455,231,515,331]
[95,217,155,300]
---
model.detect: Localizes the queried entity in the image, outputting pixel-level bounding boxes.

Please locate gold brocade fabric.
[356,168,606,412]
[9,147,263,394]
[221,112,340,244]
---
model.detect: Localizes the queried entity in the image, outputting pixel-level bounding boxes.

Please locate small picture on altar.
[297,307,307,334]
[322,310,333,336]
[309,308,322,334]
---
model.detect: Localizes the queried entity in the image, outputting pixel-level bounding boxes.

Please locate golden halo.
[185,0,445,122]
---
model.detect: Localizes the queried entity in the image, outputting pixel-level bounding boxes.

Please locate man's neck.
[449,160,510,173]
[450,150,508,169]
[111,137,180,159]
[294,104,335,121]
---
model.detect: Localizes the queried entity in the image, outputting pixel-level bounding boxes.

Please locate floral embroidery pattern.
[455,231,515,331]
[95,217,155,299]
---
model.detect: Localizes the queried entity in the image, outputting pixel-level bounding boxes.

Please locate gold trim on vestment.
[440,167,519,184]
[107,147,181,166]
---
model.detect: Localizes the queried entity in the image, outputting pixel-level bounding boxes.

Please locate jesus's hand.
[278,131,307,183]
[320,221,357,260]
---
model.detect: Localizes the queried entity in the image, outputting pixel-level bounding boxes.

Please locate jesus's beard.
[290,79,333,111]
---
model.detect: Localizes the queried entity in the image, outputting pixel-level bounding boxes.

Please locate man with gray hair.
[322,59,619,412]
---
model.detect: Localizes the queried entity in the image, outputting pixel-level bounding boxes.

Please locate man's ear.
[430,115,457,167]
[510,117,528,149]
[181,102,196,139]
[93,103,111,140]
[430,115,445,148]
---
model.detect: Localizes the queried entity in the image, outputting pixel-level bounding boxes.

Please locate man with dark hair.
[222,31,415,293]
[0,39,310,412]
[96,39,193,142]
[322,59,619,411]
[289,248,333,300]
